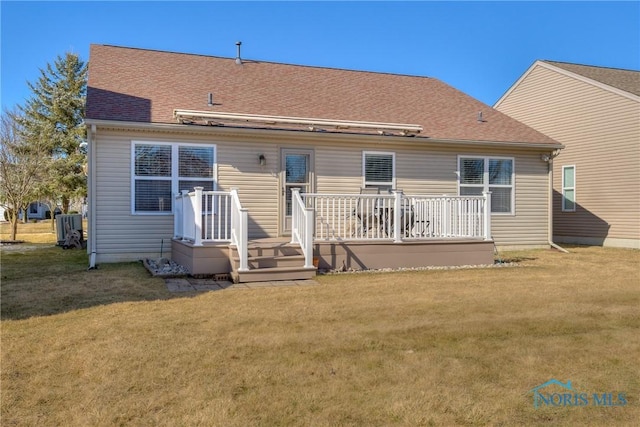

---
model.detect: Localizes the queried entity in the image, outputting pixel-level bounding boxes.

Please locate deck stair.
[230,239,317,283]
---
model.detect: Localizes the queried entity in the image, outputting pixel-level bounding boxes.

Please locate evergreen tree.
[17,52,87,213]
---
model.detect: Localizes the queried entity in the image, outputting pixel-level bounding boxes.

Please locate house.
[495,60,640,249]
[24,201,51,220]
[85,44,562,281]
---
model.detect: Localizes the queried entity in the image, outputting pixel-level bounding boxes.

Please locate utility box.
[56,214,83,247]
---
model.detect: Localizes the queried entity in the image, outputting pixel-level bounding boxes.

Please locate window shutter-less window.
[459,156,514,214]
[562,166,576,212]
[132,142,216,214]
[364,152,394,189]
[134,144,172,212]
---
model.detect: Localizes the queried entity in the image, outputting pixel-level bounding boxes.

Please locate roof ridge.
[95,43,437,81]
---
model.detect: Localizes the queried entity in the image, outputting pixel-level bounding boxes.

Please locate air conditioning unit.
[56,214,83,247]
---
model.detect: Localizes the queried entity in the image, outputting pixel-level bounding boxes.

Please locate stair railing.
[230,188,248,272]
[291,188,315,268]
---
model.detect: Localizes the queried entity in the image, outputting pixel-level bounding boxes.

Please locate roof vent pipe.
[477,111,484,122]
[235,41,242,65]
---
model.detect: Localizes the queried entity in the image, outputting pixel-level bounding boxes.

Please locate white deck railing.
[174,187,248,271]
[291,188,315,268]
[176,189,491,273]
[304,191,492,242]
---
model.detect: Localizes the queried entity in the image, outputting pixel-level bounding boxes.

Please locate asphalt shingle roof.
[86,44,558,146]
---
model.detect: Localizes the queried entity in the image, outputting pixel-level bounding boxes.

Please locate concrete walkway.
[165,277,320,293]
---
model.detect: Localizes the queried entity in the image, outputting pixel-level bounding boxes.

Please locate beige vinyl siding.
[496,64,640,246]
[217,141,279,238]
[94,130,281,262]
[318,142,550,247]
[94,131,174,262]
[317,143,549,247]
[93,127,552,262]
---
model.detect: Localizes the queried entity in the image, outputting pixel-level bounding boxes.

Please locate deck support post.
[304,204,314,268]
[290,188,300,245]
[194,187,203,246]
[392,189,403,243]
[181,190,189,241]
[483,191,492,241]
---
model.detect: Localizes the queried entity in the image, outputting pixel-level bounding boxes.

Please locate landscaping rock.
[143,258,190,277]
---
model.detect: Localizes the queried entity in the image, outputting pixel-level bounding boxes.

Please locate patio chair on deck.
[351,187,381,238]
[382,200,416,238]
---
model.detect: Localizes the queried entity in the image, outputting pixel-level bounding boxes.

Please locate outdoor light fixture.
[258,154,266,166]
[541,154,551,162]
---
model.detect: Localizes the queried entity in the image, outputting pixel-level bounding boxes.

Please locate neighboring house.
[13,201,52,221]
[495,60,640,249]
[25,201,51,220]
[85,44,562,281]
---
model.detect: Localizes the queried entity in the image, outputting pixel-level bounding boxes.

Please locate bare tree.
[0,110,49,241]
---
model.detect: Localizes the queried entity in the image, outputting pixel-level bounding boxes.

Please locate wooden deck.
[171,238,494,282]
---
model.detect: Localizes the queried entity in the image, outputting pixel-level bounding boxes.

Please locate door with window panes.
[280,149,314,234]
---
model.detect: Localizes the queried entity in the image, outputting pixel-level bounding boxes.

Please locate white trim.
[131,140,217,215]
[457,155,516,215]
[561,165,576,212]
[362,151,396,189]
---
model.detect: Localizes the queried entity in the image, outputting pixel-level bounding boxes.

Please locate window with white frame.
[562,165,576,212]
[458,156,514,214]
[132,141,216,214]
[363,151,395,190]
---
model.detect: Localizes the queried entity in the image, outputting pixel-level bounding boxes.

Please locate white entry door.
[280,149,313,234]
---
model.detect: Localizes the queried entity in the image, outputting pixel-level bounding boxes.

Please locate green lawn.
[1,239,639,426]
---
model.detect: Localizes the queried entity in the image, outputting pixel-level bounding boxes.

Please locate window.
[458,156,514,214]
[562,165,576,212]
[132,142,216,214]
[363,151,395,190]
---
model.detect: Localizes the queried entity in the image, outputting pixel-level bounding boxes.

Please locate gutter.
[547,154,569,253]
[84,118,565,150]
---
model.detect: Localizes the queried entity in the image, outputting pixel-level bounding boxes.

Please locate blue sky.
[1,1,638,111]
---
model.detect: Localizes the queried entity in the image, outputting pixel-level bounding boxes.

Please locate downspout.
[88,124,98,268]
[547,154,569,253]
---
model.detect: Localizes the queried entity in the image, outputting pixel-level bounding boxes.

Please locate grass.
[1,223,639,426]
[0,219,59,244]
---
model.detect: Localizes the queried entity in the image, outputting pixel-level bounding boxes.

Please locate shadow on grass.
[496,255,538,264]
[1,245,199,321]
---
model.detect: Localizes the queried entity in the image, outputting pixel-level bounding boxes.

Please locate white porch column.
[194,187,203,246]
[483,191,492,241]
